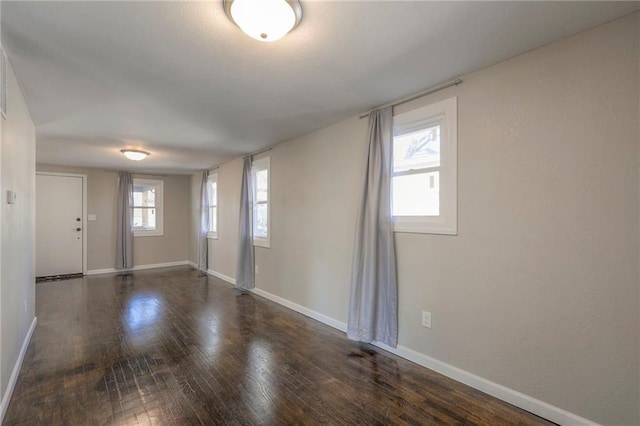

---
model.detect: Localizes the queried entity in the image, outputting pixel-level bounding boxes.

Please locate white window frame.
[207,173,218,239]
[132,178,164,237]
[252,156,271,248]
[392,96,457,235]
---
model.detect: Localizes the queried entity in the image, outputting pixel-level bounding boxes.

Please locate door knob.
[76,227,82,231]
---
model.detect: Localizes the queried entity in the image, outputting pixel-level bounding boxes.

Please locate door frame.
[36,172,88,275]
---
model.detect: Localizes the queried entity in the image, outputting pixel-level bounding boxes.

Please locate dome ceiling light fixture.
[121,149,150,161]
[223,0,303,42]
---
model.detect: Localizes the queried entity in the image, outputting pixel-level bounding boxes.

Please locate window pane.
[254,203,268,238]
[392,172,439,216]
[133,207,157,230]
[133,208,142,228]
[208,181,217,206]
[133,185,156,207]
[209,206,217,233]
[255,169,268,202]
[393,124,440,173]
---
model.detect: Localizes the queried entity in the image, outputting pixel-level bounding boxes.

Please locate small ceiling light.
[121,149,150,161]
[224,0,302,42]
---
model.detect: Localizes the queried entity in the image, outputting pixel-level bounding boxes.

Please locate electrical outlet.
[255,265,259,274]
[23,300,27,314]
[422,311,431,328]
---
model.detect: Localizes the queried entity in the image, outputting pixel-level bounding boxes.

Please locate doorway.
[36,173,87,278]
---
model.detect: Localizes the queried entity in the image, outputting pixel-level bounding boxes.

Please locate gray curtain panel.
[235,156,255,290]
[197,170,209,272]
[115,172,134,270]
[347,107,399,348]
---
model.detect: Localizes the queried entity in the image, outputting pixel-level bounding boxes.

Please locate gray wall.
[208,158,243,279]
[195,13,640,424]
[0,59,36,407]
[35,165,190,271]
[188,172,199,265]
[388,14,639,424]
[189,159,244,279]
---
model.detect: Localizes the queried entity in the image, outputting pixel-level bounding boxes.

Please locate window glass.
[132,179,163,236]
[133,208,156,230]
[207,174,218,238]
[251,157,270,247]
[210,206,217,233]
[255,169,268,203]
[133,185,157,230]
[393,124,440,172]
[254,203,268,238]
[392,172,439,216]
[133,184,156,207]
[208,181,217,206]
[391,97,457,235]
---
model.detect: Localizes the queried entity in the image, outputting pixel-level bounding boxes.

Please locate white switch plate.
[422,311,432,328]
[88,214,97,221]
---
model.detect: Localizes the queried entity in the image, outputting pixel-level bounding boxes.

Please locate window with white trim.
[207,173,218,239]
[252,157,270,248]
[132,178,164,237]
[392,96,457,235]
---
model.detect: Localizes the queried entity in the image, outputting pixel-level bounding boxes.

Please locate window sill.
[253,239,270,249]
[134,230,164,237]
[207,232,218,240]
[393,218,457,236]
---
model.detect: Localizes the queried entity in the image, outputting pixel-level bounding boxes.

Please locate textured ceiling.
[3,1,639,174]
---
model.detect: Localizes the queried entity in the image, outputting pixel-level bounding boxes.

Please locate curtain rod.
[206,147,269,171]
[247,147,272,158]
[107,170,168,177]
[358,78,463,119]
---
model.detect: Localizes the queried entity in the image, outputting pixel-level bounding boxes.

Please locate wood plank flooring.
[3,267,553,425]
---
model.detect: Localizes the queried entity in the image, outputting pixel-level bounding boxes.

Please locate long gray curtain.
[347,107,398,347]
[197,170,210,272]
[115,172,134,270]
[235,156,255,290]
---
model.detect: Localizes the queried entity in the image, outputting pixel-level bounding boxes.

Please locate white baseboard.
[206,269,236,285]
[187,267,236,287]
[185,264,236,288]
[250,287,348,333]
[187,261,198,269]
[0,316,37,423]
[86,260,190,276]
[248,287,597,426]
[370,342,598,426]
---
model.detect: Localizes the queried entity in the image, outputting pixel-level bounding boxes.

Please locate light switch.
[88,214,97,221]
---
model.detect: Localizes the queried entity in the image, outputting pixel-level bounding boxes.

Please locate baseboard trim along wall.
[206,269,236,286]
[245,284,598,426]
[186,264,237,288]
[0,317,37,423]
[250,287,349,334]
[86,261,190,275]
[146,268,599,425]
[0,274,599,423]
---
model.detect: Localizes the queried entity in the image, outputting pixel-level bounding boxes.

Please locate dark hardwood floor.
[3,267,553,425]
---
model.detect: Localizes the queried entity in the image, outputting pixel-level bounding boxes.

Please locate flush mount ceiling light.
[121,149,150,161]
[223,0,302,42]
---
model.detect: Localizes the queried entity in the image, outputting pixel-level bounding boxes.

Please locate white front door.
[36,174,84,277]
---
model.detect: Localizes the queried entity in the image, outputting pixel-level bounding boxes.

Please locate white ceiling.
[3,1,639,174]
